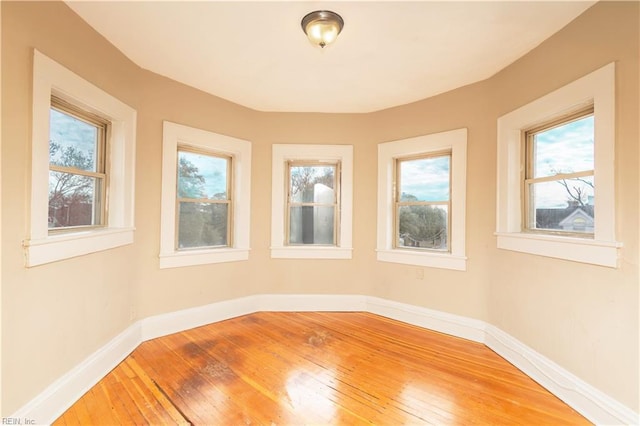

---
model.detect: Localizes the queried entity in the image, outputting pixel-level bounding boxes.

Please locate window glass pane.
[48,172,102,228]
[398,204,448,250]
[289,205,335,245]
[290,165,335,203]
[177,151,228,200]
[49,108,99,172]
[178,202,228,248]
[532,115,594,178]
[529,177,594,233]
[399,156,450,202]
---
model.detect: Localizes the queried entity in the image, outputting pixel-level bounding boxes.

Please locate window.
[176,148,231,249]
[271,145,353,259]
[524,107,594,236]
[377,129,467,271]
[496,63,621,268]
[26,50,137,267]
[160,121,251,268]
[287,162,340,246]
[395,153,450,251]
[49,97,108,231]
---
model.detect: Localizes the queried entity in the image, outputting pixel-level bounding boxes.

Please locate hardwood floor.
[55,312,590,425]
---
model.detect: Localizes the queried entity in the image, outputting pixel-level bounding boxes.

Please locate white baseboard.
[256,293,367,312]
[365,296,486,343]
[10,322,141,425]
[140,295,258,341]
[12,294,638,425]
[484,324,639,425]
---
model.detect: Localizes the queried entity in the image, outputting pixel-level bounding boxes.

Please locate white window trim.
[271,144,353,259]
[160,121,251,268]
[377,128,467,271]
[25,50,137,267]
[496,62,622,268]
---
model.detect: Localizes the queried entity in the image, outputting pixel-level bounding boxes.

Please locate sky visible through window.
[400,155,450,201]
[533,115,594,208]
[49,111,592,211]
[178,151,227,198]
[49,108,98,170]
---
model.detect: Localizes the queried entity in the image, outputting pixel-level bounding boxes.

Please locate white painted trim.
[26,50,137,267]
[376,249,467,271]
[270,144,354,259]
[495,231,621,268]
[377,129,467,270]
[141,295,257,341]
[159,121,252,268]
[11,322,141,425]
[270,246,353,259]
[158,248,249,268]
[496,63,621,268]
[13,295,637,425]
[24,227,134,267]
[365,296,485,342]
[484,324,638,425]
[257,293,367,312]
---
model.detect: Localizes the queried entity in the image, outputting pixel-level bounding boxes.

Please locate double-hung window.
[523,107,594,236]
[286,161,340,246]
[49,97,109,231]
[26,50,137,267]
[160,121,251,268]
[377,129,467,271]
[496,63,620,267]
[271,144,353,259]
[395,153,451,251]
[176,148,231,249]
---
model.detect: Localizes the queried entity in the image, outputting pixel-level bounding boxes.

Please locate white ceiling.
[65,1,595,113]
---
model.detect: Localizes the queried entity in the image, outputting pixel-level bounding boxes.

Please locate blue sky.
[533,115,594,208]
[49,108,98,171]
[179,151,227,198]
[534,115,593,177]
[51,106,593,210]
[400,155,450,201]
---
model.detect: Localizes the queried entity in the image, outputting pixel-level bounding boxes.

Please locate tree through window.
[49,97,108,230]
[395,153,451,251]
[176,149,231,249]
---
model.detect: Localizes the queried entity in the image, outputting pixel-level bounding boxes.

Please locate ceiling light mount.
[301,10,344,49]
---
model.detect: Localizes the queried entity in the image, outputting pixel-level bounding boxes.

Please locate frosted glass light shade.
[301,10,344,48]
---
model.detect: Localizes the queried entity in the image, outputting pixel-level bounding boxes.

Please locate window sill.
[159,248,250,269]
[376,249,467,271]
[24,227,135,267]
[270,246,353,260]
[495,232,622,268]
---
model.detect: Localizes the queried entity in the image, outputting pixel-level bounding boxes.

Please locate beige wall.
[1,0,637,415]
[369,1,639,410]
[488,1,639,408]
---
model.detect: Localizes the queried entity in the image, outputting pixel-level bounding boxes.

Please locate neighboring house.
[558,208,594,232]
[536,203,594,232]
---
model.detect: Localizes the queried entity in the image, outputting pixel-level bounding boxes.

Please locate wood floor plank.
[186,322,371,424]
[194,313,395,423]
[54,312,590,425]
[123,357,190,425]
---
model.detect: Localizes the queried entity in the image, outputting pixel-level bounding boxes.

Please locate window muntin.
[48,97,108,232]
[395,153,451,251]
[176,148,231,250]
[377,129,467,270]
[286,161,339,246]
[524,108,594,236]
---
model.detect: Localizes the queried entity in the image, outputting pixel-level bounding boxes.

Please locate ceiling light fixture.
[301,10,344,49]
